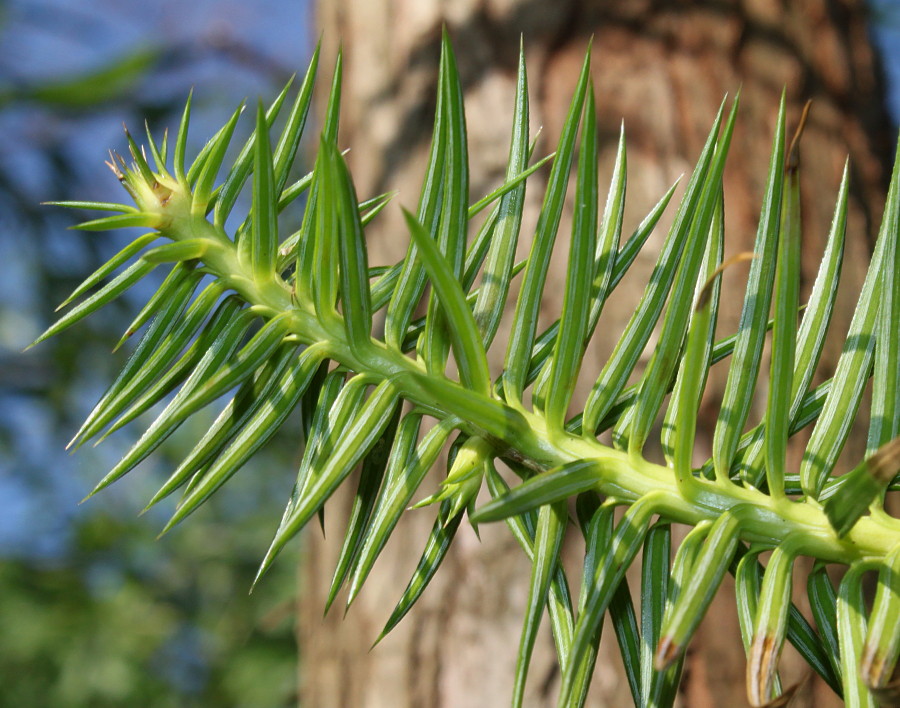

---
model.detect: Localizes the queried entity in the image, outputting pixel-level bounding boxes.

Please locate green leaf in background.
[0,47,162,110]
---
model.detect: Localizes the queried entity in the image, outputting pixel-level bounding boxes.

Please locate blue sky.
[873,0,900,119]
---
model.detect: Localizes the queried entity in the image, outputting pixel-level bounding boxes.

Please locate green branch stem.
[155,195,900,566]
[43,37,900,707]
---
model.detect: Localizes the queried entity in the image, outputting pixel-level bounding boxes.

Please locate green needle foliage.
[39,34,900,707]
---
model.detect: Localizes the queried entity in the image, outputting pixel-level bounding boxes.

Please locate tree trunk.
[299,1,893,706]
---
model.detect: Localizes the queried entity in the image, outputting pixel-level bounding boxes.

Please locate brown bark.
[299,1,894,706]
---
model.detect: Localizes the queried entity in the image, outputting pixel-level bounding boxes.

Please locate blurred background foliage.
[0,0,311,705]
[0,0,897,705]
